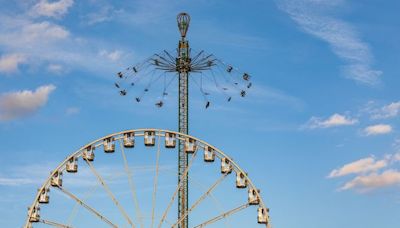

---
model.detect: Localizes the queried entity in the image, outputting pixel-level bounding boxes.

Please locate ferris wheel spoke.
[39,219,73,228]
[119,139,144,228]
[84,160,135,227]
[171,173,229,228]
[157,147,199,228]
[189,176,232,228]
[56,186,117,228]
[150,133,162,228]
[66,184,99,226]
[159,170,230,227]
[208,192,231,228]
[192,202,250,228]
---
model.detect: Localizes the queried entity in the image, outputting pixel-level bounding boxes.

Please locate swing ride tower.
[114,12,255,228]
[128,12,255,228]
[176,12,191,228]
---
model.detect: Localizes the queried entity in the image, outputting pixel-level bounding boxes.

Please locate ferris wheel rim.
[24,128,270,228]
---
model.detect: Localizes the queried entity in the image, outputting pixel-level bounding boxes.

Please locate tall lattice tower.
[176,12,191,228]
[114,12,253,228]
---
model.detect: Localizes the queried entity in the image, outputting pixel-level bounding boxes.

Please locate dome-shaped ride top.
[177,12,190,38]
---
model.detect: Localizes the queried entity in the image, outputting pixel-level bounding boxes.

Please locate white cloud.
[0,177,37,186]
[0,19,70,49]
[114,0,177,26]
[328,156,387,178]
[394,153,400,162]
[277,0,381,85]
[31,0,74,19]
[0,162,175,187]
[364,124,392,136]
[329,153,400,192]
[393,138,400,150]
[0,0,118,75]
[0,14,124,75]
[22,21,69,40]
[370,101,400,119]
[0,84,56,121]
[0,53,26,73]
[85,5,115,25]
[22,21,70,42]
[340,170,400,191]
[304,113,358,129]
[99,50,123,62]
[47,63,64,74]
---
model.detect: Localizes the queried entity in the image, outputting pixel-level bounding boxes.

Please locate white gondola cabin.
[50,171,62,187]
[165,132,176,148]
[29,206,40,222]
[103,137,115,153]
[38,188,49,204]
[184,138,196,153]
[144,131,156,146]
[204,146,215,162]
[66,157,78,173]
[83,146,95,161]
[236,172,248,188]
[257,207,269,224]
[248,188,260,205]
[123,132,135,148]
[221,157,232,174]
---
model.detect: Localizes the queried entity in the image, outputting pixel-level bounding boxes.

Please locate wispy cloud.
[366,101,400,119]
[328,156,388,178]
[0,53,26,73]
[0,177,37,186]
[83,5,115,25]
[0,163,56,186]
[0,162,175,187]
[303,113,358,129]
[0,19,70,52]
[393,138,400,150]
[340,170,400,192]
[364,124,393,136]
[0,3,130,76]
[99,49,123,62]
[113,0,176,26]
[30,0,74,19]
[0,84,56,121]
[195,24,269,51]
[246,84,304,109]
[277,0,382,85]
[328,153,400,192]
[46,63,64,74]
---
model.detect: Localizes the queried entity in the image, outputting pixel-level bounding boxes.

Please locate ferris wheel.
[24,129,270,228]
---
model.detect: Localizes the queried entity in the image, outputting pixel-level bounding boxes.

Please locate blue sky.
[0,0,400,227]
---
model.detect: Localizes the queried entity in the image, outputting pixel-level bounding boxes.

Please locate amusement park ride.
[24,13,271,228]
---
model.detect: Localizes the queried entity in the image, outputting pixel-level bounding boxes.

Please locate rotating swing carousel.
[24,13,271,228]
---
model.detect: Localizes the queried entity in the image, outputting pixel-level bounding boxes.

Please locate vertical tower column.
[178,70,189,228]
[177,12,191,228]
[178,41,189,228]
